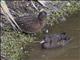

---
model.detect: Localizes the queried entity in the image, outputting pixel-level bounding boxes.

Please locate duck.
[15,9,47,33]
[40,32,71,49]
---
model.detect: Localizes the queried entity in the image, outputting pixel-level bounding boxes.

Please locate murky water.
[27,12,80,60]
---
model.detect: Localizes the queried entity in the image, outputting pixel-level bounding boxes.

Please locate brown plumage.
[15,11,47,33]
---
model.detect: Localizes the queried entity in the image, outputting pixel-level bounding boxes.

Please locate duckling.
[15,10,47,33]
[40,32,71,49]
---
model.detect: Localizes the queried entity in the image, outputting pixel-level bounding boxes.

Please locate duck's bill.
[40,40,45,44]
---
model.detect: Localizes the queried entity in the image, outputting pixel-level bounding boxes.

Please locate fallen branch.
[1,0,22,31]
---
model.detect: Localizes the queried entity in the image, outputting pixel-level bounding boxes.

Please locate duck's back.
[15,14,42,33]
[44,33,71,48]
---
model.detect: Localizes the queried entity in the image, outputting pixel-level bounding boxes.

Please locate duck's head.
[38,9,47,21]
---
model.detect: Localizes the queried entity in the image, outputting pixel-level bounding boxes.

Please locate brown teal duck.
[40,32,71,49]
[15,10,47,33]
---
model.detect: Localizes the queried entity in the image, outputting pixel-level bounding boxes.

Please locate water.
[26,12,80,60]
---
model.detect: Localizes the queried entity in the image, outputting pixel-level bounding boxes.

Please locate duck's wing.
[15,15,38,33]
[15,15,37,25]
[50,34,61,41]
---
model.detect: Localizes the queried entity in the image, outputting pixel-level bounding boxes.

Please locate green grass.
[1,26,35,60]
